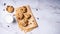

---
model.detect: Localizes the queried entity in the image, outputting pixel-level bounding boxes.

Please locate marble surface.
[0,0,60,34]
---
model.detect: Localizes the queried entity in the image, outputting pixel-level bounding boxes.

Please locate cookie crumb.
[3,9,5,11]
[7,25,9,27]
[37,18,39,20]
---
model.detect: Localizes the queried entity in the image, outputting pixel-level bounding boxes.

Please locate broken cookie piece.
[24,13,31,19]
[6,5,14,13]
[19,18,28,27]
[23,18,28,27]
[19,6,27,13]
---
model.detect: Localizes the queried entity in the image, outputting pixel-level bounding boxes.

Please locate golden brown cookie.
[6,5,14,13]
[16,12,24,21]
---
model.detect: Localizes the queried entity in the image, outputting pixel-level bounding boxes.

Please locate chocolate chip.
[3,9,5,11]
[32,20,34,22]
[37,18,39,20]
[30,23,32,24]
[4,3,6,6]
[7,25,9,27]
[36,9,38,11]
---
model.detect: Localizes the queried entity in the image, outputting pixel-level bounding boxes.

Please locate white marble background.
[0,0,60,34]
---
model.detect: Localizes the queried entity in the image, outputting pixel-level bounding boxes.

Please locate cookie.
[6,5,14,13]
[16,12,24,20]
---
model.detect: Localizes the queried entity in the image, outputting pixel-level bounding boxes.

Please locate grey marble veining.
[0,0,60,34]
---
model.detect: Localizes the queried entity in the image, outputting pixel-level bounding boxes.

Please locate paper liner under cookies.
[15,5,38,32]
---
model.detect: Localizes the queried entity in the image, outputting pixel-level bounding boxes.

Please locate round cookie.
[6,5,14,13]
